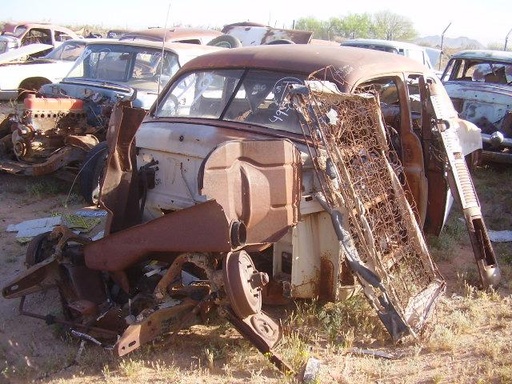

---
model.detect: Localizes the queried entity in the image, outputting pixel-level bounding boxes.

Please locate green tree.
[340,13,373,39]
[371,10,417,41]
[295,16,329,40]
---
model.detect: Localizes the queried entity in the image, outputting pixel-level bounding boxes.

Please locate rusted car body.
[441,50,512,163]
[2,45,499,376]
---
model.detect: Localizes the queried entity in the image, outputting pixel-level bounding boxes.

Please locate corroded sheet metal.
[84,199,238,271]
[0,145,87,175]
[99,102,147,234]
[116,298,197,356]
[201,139,302,245]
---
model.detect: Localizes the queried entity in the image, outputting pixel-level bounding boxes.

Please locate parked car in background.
[221,21,313,45]
[119,27,224,45]
[0,39,87,100]
[340,38,438,74]
[0,39,224,202]
[3,44,499,377]
[441,50,512,163]
[425,46,442,70]
[0,22,79,57]
[106,29,131,39]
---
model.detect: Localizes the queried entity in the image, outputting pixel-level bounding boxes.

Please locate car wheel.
[207,34,242,49]
[80,141,108,205]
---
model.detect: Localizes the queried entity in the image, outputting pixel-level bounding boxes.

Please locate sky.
[2,0,511,46]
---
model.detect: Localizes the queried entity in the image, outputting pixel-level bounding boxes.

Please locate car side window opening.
[22,28,52,45]
[356,77,403,151]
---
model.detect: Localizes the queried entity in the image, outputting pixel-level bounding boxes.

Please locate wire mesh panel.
[289,76,445,339]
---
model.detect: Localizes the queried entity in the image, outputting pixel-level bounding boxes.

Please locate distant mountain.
[415,35,484,49]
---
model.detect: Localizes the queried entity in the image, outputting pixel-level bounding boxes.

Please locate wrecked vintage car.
[0,39,87,100]
[0,22,79,56]
[441,50,512,163]
[119,27,225,45]
[0,39,223,202]
[2,45,500,376]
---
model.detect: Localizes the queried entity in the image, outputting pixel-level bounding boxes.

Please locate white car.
[0,39,87,100]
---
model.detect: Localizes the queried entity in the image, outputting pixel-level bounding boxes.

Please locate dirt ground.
[0,103,511,384]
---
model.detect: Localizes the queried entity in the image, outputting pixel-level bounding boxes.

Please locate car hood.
[40,79,158,109]
[444,80,512,101]
[0,43,53,64]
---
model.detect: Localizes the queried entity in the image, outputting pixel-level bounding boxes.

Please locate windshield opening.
[65,44,180,92]
[154,69,306,134]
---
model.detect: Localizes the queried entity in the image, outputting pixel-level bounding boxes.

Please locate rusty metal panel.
[201,139,302,245]
[84,199,237,272]
[289,211,341,301]
[99,102,147,234]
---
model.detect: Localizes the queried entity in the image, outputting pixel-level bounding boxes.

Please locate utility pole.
[505,28,512,51]
[439,22,452,71]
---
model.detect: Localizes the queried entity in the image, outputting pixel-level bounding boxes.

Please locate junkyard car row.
[0,21,505,378]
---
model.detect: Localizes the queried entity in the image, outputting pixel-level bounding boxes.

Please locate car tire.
[80,141,108,205]
[265,39,295,45]
[207,34,242,49]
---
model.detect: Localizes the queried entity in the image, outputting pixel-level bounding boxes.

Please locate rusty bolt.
[249,271,269,289]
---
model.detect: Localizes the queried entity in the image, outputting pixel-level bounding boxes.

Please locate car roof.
[449,49,512,63]
[119,27,222,43]
[76,39,225,67]
[2,22,79,37]
[83,38,221,51]
[175,44,432,91]
[341,38,426,50]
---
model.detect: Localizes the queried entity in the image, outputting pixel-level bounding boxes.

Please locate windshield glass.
[154,69,306,134]
[65,44,180,92]
[446,59,512,84]
[45,41,85,61]
[12,26,27,38]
